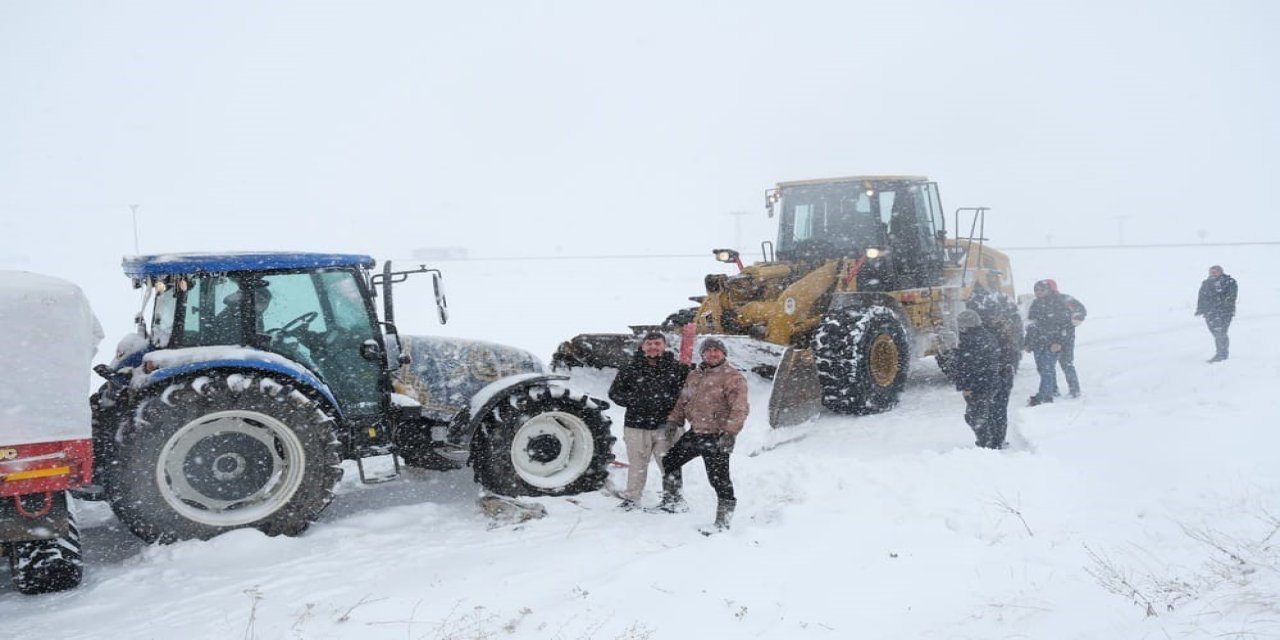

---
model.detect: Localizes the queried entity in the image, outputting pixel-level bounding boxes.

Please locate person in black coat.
[954,309,1006,449]
[966,280,1022,445]
[607,332,691,509]
[1025,279,1075,406]
[1195,264,1238,362]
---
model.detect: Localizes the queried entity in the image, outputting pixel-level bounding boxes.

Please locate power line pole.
[728,210,751,254]
[130,204,140,254]
[1112,215,1131,246]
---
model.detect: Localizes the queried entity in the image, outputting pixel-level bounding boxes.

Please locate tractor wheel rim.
[509,411,594,490]
[157,409,306,527]
[869,334,899,387]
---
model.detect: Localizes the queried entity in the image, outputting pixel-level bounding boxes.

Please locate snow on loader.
[89,253,613,544]
[554,176,1021,427]
[1,271,102,594]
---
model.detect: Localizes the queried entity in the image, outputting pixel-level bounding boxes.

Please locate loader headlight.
[714,249,740,264]
[865,247,885,259]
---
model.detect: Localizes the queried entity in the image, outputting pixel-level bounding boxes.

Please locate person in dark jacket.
[656,337,749,534]
[1195,265,1238,362]
[1050,282,1087,398]
[607,332,690,509]
[1025,279,1075,406]
[966,279,1021,446]
[953,309,1005,448]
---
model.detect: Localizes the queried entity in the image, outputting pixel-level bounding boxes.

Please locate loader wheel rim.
[157,409,306,527]
[509,411,594,490]
[869,334,900,387]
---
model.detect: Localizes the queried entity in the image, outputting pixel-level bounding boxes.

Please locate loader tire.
[473,385,614,497]
[7,495,82,595]
[813,306,910,414]
[108,373,342,544]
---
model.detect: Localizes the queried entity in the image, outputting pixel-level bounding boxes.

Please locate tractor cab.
[767,176,947,290]
[125,253,394,421]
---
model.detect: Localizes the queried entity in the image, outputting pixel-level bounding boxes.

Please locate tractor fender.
[446,373,592,447]
[134,358,341,417]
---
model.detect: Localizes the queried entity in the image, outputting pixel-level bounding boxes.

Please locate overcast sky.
[3,0,1278,276]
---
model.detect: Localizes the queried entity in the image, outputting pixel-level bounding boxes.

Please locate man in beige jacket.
[656,338,749,534]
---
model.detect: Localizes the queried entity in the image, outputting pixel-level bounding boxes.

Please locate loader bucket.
[551,333,641,370]
[767,348,823,427]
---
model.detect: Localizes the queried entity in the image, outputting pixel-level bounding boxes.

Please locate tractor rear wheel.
[108,373,342,543]
[813,306,911,414]
[473,385,614,496]
[7,495,82,595]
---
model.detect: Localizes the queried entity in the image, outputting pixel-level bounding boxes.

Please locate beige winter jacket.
[666,362,749,435]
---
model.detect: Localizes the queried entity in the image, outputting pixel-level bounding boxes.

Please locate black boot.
[701,499,736,535]
[649,475,688,513]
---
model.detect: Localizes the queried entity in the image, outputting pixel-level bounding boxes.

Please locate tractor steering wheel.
[270,311,319,341]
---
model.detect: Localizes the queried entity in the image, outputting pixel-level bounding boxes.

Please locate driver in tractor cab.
[207,280,272,346]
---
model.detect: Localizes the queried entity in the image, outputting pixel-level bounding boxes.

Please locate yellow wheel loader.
[554,176,1020,427]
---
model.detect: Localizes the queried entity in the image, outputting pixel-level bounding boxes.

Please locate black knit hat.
[700,337,728,355]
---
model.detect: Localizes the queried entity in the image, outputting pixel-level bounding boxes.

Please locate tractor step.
[354,447,401,484]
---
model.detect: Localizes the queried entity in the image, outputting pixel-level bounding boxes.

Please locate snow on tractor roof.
[775,175,930,188]
[0,271,103,446]
[122,252,376,278]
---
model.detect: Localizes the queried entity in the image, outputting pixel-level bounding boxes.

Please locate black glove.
[717,432,736,452]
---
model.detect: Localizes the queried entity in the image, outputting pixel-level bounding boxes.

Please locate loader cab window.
[776,184,884,261]
[884,183,945,287]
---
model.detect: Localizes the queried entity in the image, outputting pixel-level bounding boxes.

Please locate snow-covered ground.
[3,244,1278,639]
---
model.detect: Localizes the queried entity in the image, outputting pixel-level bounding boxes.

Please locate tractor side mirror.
[359,339,384,363]
[432,272,449,324]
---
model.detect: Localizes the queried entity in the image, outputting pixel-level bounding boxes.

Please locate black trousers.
[661,432,734,502]
[965,366,1013,449]
[1205,315,1232,357]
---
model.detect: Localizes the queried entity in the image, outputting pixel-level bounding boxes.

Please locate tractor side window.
[183,276,252,347]
[318,270,373,333]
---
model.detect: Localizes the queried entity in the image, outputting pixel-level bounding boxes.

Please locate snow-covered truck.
[0,271,102,594]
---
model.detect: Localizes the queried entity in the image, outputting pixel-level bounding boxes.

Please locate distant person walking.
[953,310,1007,449]
[1053,286,1087,398]
[1195,265,1238,363]
[1025,279,1075,406]
[607,332,690,510]
[656,338,749,535]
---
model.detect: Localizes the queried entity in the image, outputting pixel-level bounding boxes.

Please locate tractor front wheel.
[109,373,342,543]
[813,306,911,414]
[473,385,614,496]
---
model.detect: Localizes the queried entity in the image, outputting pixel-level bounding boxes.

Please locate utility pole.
[728,210,751,254]
[130,204,140,254]
[1112,215,1131,246]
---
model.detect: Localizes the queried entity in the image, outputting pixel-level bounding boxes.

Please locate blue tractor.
[90,253,614,543]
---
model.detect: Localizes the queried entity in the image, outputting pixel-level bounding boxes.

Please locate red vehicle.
[0,271,101,594]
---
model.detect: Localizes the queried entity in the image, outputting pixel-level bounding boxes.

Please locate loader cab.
[772,176,946,289]
[128,254,389,420]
